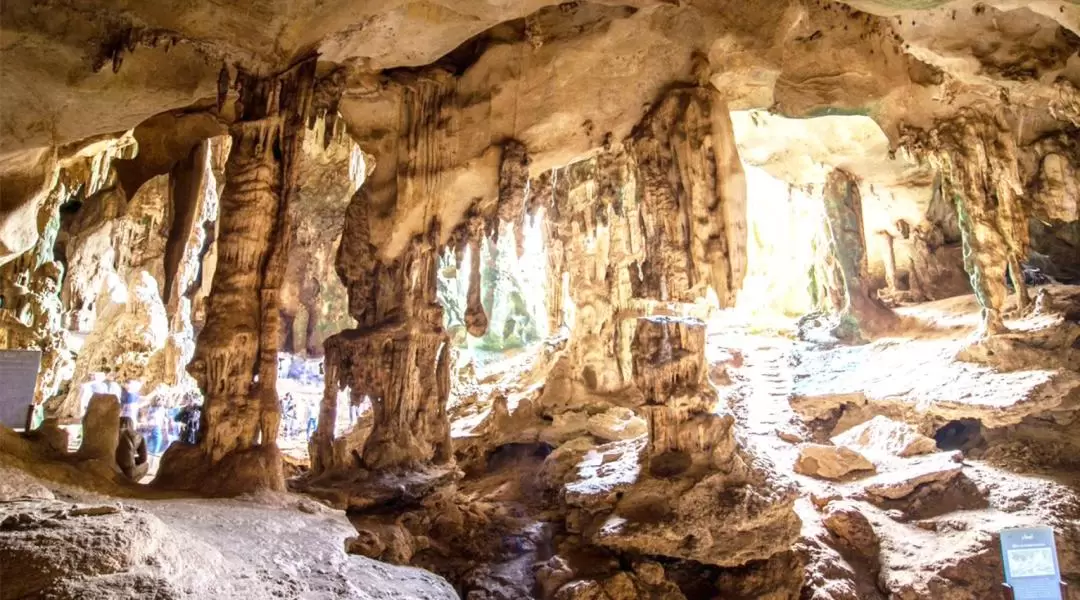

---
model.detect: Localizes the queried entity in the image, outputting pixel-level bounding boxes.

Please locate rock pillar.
[633,316,734,476]
[158,60,318,494]
[316,75,455,473]
[904,110,1029,335]
[821,169,897,340]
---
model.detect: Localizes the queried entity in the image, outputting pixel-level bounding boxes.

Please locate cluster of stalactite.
[628,86,747,307]
[313,80,749,477]
[529,150,645,394]
[526,84,748,395]
[899,108,1030,335]
[0,139,137,409]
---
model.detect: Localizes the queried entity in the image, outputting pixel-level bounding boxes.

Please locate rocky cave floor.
[2,286,1079,600]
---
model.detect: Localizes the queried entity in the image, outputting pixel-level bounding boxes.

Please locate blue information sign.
[1000,526,1063,600]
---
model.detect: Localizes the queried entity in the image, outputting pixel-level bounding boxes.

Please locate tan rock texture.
[794,444,877,480]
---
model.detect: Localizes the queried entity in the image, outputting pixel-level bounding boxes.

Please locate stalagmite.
[820,168,898,340]
[633,316,734,475]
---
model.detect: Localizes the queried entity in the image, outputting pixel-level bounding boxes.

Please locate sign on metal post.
[1000,526,1064,600]
[0,349,41,429]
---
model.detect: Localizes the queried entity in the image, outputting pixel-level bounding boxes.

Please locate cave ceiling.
[1,0,1078,261]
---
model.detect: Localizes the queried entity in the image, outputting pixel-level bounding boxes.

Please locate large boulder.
[794,445,876,480]
[831,416,937,460]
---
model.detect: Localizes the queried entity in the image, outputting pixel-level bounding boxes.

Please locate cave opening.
[733,164,820,323]
[934,418,984,451]
[437,209,554,367]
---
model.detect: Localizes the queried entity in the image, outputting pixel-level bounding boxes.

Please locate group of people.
[112,396,202,482]
[73,369,327,480]
[73,368,205,481]
[281,393,319,440]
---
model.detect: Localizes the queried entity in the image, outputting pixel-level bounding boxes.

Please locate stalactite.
[160,138,217,390]
[899,108,1029,335]
[495,139,531,257]
[628,86,747,306]
[463,214,489,337]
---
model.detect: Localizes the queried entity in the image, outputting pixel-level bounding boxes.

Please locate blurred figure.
[120,379,143,421]
[146,399,169,454]
[103,367,123,399]
[116,417,149,481]
[306,397,318,440]
[78,370,109,417]
[175,397,202,445]
[282,393,297,438]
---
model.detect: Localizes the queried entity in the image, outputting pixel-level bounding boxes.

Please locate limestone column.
[158,60,317,493]
[821,169,897,340]
[315,74,455,474]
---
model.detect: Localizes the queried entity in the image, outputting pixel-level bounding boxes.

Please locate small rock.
[535,556,575,600]
[601,572,637,599]
[555,580,607,600]
[810,492,841,510]
[69,505,122,517]
[776,429,803,444]
[794,444,876,480]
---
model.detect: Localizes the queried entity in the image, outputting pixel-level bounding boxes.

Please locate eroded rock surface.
[1,1,1079,599]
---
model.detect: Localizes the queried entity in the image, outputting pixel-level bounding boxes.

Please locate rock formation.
[1,0,1079,598]
[819,168,899,340]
